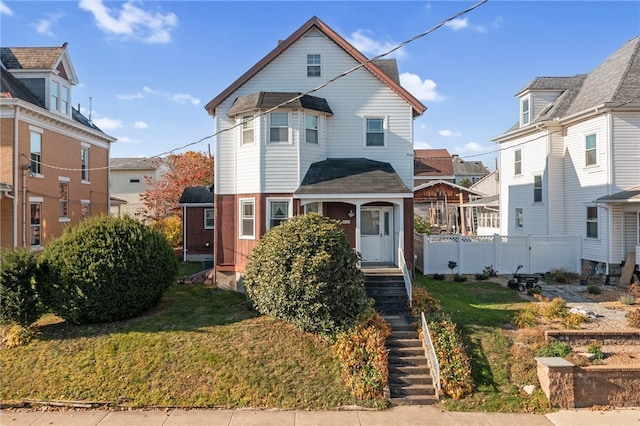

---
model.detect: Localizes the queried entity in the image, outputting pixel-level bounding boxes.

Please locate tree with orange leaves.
[139,151,214,222]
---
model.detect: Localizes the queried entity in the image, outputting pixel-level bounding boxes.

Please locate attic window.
[521,98,530,125]
[307,54,321,77]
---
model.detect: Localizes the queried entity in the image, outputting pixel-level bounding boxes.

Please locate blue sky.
[2,1,638,170]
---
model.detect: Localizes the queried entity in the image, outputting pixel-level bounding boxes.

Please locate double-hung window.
[59,180,69,220]
[307,54,321,77]
[204,208,214,229]
[269,112,289,143]
[305,114,318,144]
[268,199,290,229]
[533,175,542,203]
[585,133,597,166]
[240,199,255,239]
[586,207,598,238]
[30,201,42,246]
[81,147,89,181]
[521,98,530,125]
[51,81,60,112]
[242,115,255,145]
[30,131,42,175]
[514,149,522,175]
[365,118,385,147]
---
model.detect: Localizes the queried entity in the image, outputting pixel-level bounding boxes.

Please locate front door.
[360,207,393,263]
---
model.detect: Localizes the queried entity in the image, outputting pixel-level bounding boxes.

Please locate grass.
[0,263,370,409]
[415,274,553,413]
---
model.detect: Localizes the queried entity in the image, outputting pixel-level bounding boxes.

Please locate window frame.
[521,97,530,125]
[241,114,255,145]
[586,206,598,239]
[305,113,318,144]
[59,178,70,221]
[515,208,523,229]
[29,200,42,247]
[204,208,214,230]
[585,133,597,167]
[81,146,89,182]
[81,200,90,220]
[514,149,522,176]
[307,54,321,77]
[364,117,386,148]
[267,198,292,230]
[533,175,542,203]
[304,202,322,215]
[239,198,255,239]
[30,130,42,176]
[269,112,290,144]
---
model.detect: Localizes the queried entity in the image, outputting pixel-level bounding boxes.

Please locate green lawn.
[415,274,553,413]
[0,263,372,409]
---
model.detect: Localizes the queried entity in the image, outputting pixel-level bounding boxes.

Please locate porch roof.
[295,158,411,195]
[595,186,640,203]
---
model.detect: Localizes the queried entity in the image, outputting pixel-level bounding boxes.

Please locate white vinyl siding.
[611,112,640,189]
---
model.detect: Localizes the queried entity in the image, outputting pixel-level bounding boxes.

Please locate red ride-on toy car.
[508,264,542,292]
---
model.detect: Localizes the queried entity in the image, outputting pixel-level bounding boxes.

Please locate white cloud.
[346,29,407,60]
[0,1,13,15]
[400,72,444,102]
[455,142,487,153]
[133,121,149,129]
[172,93,200,106]
[439,130,462,137]
[414,140,433,150]
[117,92,143,100]
[114,136,140,144]
[32,13,64,37]
[92,116,123,131]
[445,17,487,33]
[78,0,178,44]
[143,86,157,94]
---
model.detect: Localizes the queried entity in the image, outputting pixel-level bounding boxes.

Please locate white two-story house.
[494,35,640,279]
[205,17,425,291]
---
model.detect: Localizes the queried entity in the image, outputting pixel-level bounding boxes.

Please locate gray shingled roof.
[453,158,489,176]
[110,158,159,170]
[595,186,640,203]
[179,186,214,205]
[371,59,400,85]
[511,35,640,129]
[228,92,333,116]
[0,67,43,106]
[295,158,411,195]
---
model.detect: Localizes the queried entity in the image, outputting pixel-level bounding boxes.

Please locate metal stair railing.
[421,311,441,397]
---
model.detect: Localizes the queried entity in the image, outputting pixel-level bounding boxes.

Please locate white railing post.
[421,312,441,396]
[423,233,429,275]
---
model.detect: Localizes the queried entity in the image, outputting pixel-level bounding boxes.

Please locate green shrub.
[332,310,391,401]
[587,343,604,360]
[513,305,539,328]
[427,314,474,400]
[544,268,579,284]
[527,286,542,296]
[474,273,489,281]
[453,274,467,282]
[0,248,42,326]
[414,216,435,235]
[432,273,445,281]
[587,285,601,295]
[243,214,371,336]
[540,297,567,320]
[536,341,572,357]
[38,215,178,324]
[619,294,636,305]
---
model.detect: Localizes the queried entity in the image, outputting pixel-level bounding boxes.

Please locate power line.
[29,0,489,173]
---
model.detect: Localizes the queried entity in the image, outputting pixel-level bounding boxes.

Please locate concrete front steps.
[363,269,438,405]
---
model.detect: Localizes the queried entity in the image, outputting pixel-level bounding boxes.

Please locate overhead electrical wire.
[28,0,488,173]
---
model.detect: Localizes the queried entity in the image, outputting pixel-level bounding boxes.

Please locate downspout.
[22,164,27,247]
[183,205,187,262]
[13,107,20,247]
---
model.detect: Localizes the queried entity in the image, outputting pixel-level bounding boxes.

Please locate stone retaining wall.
[546,330,640,346]
[536,357,640,408]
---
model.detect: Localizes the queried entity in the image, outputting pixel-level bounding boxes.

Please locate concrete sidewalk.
[1,406,638,426]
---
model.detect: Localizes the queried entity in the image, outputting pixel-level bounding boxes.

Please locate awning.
[594,186,640,203]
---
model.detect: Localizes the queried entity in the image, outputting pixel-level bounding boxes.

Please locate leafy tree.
[458,177,472,188]
[0,248,42,326]
[140,151,214,221]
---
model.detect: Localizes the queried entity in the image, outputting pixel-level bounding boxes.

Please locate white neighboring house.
[494,35,640,278]
[109,158,164,219]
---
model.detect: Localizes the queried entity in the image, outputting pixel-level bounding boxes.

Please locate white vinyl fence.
[414,233,581,275]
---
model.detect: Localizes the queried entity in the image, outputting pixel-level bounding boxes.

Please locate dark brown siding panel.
[216,194,236,266]
[185,206,214,255]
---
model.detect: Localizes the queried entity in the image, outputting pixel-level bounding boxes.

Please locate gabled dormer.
[0,43,78,118]
[515,76,586,128]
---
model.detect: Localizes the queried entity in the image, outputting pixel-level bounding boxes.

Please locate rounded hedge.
[243,213,371,335]
[0,248,41,326]
[38,215,178,324]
